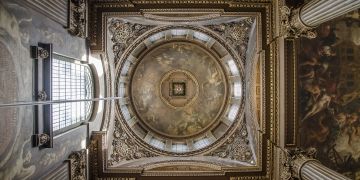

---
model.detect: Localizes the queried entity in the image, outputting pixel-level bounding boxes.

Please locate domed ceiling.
[112,21,253,156]
[133,42,227,139]
[88,3,276,177]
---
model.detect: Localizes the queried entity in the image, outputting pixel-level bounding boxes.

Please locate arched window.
[51,54,93,134]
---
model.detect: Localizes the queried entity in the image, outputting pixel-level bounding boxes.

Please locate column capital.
[280,6,317,39]
[282,148,318,179]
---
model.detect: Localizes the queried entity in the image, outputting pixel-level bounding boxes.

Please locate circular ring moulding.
[117,27,243,154]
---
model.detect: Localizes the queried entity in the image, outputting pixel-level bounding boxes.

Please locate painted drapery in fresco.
[299,10,360,178]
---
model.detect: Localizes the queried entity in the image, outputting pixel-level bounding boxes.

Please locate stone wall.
[0,0,105,179]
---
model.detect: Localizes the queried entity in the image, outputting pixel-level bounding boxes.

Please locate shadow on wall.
[298,10,360,179]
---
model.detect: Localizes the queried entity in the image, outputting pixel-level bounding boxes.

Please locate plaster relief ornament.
[68,0,87,38]
[69,149,87,180]
[206,18,253,60]
[208,122,253,162]
[109,19,155,64]
[109,118,157,165]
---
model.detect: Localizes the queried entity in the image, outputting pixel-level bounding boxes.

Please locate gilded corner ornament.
[280,6,317,39]
[109,118,157,165]
[68,0,87,38]
[206,18,253,60]
[207,122,253,163]
[109,19,155,64]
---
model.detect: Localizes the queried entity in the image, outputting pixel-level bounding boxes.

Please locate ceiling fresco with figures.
[297,10,360,179]
[132,42,227,138]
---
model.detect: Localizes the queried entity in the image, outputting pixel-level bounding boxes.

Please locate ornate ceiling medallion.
[159,69,199,109]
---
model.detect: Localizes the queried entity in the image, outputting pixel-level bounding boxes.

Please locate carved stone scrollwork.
[207,122,253,163]
[68,0,87,38]
[109,19,155,64]
[69,149,87,180]
[33,133,50,146]
[38,133,50,145]
[38,48,49,59]
[206,18,253,60]
[280,6,317,39]
[109,118,157,166]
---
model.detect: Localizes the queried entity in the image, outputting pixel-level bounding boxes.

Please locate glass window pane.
[228,104,240,122]
[51,56,93,132]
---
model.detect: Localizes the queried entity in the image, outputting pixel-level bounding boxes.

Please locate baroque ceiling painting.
[110,17,257,170]
[86,1,276,178]
[3,0,360,179]
[298,10,360,179]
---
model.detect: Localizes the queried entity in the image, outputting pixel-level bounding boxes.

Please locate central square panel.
[171,81,186,97]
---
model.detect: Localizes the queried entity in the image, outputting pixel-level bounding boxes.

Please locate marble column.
[300,0,360,27]
[281,0,360,38]
[290,154,351,180]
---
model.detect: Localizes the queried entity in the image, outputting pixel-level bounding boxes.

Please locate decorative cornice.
[88,1,272,52]
[132,0,230,4]
[141,9,224,22]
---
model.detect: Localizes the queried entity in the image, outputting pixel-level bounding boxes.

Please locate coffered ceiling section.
[88,1,273,178]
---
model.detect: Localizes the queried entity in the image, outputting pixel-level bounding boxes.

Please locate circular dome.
[131,42,227,138]
[116,27,244,154]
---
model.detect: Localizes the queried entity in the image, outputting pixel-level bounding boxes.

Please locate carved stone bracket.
[109,118,158,166]
[69,149,87,180]
[68,0,87,38]
[207,122,253,163]
[109,19,155,64]
[280,6,317,39]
